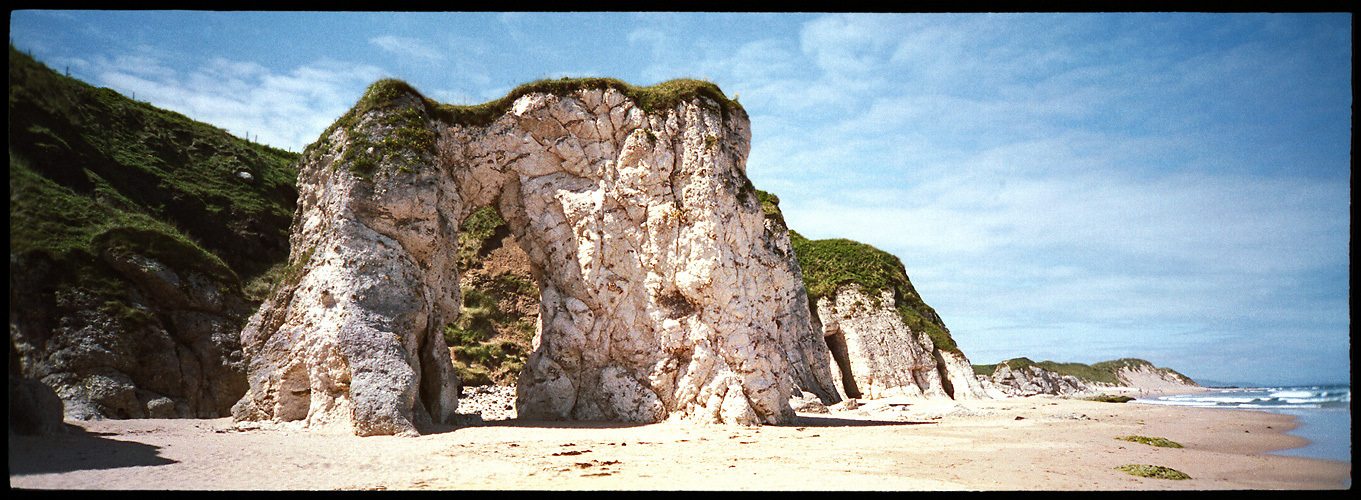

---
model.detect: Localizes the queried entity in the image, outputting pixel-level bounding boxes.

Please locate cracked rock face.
[232,83,838,434]
[814,284,988,401]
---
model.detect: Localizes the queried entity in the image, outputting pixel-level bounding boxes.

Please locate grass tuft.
[1114,464,1191,480]
[1086,394,1136,403]
[1118,436,1184,448]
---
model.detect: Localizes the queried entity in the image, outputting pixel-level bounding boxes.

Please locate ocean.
[1138,384,1351,464]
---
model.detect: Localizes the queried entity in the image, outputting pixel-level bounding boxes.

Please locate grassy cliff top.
[432,76,744,126]
[305,76,743,176]
[332,76,742,131]
[1091,358,1198,385]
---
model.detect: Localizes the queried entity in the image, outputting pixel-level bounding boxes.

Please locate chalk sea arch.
[230,78,841,436]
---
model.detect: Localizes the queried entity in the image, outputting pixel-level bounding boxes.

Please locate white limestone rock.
[815,284,989,401]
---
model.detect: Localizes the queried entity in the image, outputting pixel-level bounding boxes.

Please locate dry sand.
[8,394,1349,490]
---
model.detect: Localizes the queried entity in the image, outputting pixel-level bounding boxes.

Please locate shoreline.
[9,395,1350,490]
[1128,385,1352,464]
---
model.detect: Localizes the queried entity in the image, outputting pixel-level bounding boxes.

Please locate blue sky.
[10,11,1351,386]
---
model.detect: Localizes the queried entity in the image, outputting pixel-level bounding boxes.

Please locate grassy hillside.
[973,357,1196,387]
[9,45,300,306]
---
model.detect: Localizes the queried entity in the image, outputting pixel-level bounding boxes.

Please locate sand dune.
[8,395,1349,490]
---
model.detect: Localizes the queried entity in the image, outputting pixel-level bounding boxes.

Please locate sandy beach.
[8,394,1349,491]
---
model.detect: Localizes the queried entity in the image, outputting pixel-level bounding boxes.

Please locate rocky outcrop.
[936,348,990,400]
[9,245,252,420]
[814,284,988,401]
[232,79,839,434]
[980,362,1089,397]
[781,230,988,403]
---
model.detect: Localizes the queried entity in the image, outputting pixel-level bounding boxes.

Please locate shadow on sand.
[8,423,178,476]
[787,414,939,427]
[417,418,654,435]
[416,414,935,434]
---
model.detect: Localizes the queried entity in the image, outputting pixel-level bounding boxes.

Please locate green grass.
[430,76,743,127]
[9,45,299,296]
[978,357,1196,388]
[457,206,507,272]
[754,189,788,231]
[753,187,960,354]
[1114,464,1191,480]
[979,357,1124,386]
[973,364,999,377]
[443,279,536,386]
[1117,436,1184,448]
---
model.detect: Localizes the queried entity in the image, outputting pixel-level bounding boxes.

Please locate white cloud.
[370,35,446,63]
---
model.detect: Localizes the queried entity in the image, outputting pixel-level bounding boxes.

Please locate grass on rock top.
[970,357,1193,389]
[1092,358,1198,386]
[305,76,744,179]
[430,76,744,127]
[788,232,959,353]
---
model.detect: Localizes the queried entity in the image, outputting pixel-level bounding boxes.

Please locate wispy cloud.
[370,35,446,63]
[91,51,383,151]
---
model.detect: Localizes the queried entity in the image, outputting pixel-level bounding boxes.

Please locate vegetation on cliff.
[9,46,300,310]
[430,76,743,126]
[9,46,300,418]
[1092,358,1197,386]
[757,190,960,354]
[444,206,539,386]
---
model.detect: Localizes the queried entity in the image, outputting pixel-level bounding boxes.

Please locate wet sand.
[8,395,1350,490]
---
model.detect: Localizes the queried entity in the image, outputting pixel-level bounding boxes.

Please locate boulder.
[9,339,66,435]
